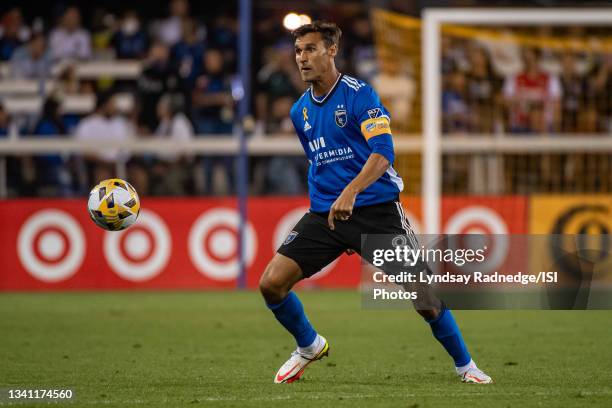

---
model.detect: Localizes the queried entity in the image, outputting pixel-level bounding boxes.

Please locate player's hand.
[328,188,357,230]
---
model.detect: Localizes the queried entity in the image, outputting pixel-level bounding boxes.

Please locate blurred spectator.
[559,53,589,133]
[465,46,502,133]
[49,7,92,61]
[264,96,307,195]
[208,14,236,70]
[111,10,148,60]
[90,8,116,57]
[9,33,52,79]
[441,36,469,76]
[191,48,234,195]
[171,17,206,89]
[74,91,133,187]
[136,42,179,132]
[0,8,30,61]
[480,30,522,78]
[343,14,376,81]
[503,48,561,133]
[155,0,190,47]
[192,48,233,134]
[31,95,70,196]
[55,64,81,94]
[0,102,10,136]
[0,102,28,196]
[372,59,416,131]
[255,43,303,132]
[150,93,194,195]
[442,70,470,133]
[589,54,612,132]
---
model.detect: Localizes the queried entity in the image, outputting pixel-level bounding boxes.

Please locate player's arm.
[328,151,390,230]
[328,85,396,230]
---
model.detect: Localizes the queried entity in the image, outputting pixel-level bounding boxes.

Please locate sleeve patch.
[360,117,392,140]
[367,108,383,118]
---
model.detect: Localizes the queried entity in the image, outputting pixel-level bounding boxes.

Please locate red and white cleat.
[461,365,493,384]
[274,335,329,384]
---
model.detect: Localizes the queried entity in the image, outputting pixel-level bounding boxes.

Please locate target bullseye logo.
[120,228,154,262]
[444,206,509,273]
[33,227,68,263]
[104,209,171,282]
[273,207,336,279]
[17,210,85,282]
[189,208,257,281]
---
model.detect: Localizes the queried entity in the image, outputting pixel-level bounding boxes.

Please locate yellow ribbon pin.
[303,107,308,121]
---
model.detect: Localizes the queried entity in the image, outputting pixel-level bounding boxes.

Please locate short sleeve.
[352,85,395,164]
[352,85,393,141]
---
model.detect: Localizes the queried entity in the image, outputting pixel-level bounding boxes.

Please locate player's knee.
[259,263,290,303]
[416,308,440,321]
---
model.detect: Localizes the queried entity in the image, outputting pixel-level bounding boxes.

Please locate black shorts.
[277,199,419,277]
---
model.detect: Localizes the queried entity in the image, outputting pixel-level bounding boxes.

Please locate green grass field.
[1,291,611,407]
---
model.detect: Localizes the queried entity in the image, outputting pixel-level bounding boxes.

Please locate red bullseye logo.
[103,209,171,282]
[204,225,237,263]
[118,227,155,263]
[188,208,257,281]
[444,206,509,273]
[17,210,85,282]
[32,227,69,264]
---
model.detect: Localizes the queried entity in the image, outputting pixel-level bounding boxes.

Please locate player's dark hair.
[292,21,342,48]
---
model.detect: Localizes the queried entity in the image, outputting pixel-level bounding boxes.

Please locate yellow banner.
[529,195,612,235]
[529,195,612,285]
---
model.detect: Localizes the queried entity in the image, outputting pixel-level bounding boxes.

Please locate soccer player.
[259,21,492,385]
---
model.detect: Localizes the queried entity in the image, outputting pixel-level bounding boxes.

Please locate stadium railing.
[2,134,610,198]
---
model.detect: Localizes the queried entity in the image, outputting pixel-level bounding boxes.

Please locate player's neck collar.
[309,73,343,106]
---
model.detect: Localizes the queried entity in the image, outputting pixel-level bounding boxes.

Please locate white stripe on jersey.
[343,75,364,88]
[386,166,404,192]
[341,78,360,91]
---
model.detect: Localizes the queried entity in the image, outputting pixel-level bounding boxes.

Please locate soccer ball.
[87,178,140,231]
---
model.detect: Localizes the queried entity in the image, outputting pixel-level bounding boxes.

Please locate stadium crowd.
[441,32,612,135]
[0,1,381,197]
[0,1,610,198]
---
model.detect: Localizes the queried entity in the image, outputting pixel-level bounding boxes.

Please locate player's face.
[294,32,337,83]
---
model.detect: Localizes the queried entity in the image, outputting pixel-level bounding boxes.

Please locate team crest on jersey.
[283,231,299,245]
[335,109,347,128]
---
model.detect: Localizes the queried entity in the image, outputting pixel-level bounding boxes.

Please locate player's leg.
[260,212,343,383]
[352,201,492,383]
[401,268,479,380]
[392,208,492,383]
[424,302,491,383]
[259,253,318,349]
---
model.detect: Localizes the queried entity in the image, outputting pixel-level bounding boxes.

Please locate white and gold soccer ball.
[87,178,140,231]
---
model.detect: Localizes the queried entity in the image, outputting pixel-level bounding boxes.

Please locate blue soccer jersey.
[290,74,404,212]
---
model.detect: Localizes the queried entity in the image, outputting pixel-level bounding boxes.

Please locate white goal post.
[422,8,612,234]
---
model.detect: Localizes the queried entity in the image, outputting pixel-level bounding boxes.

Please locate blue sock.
[267,291,317,348]
[427,307,471,367]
